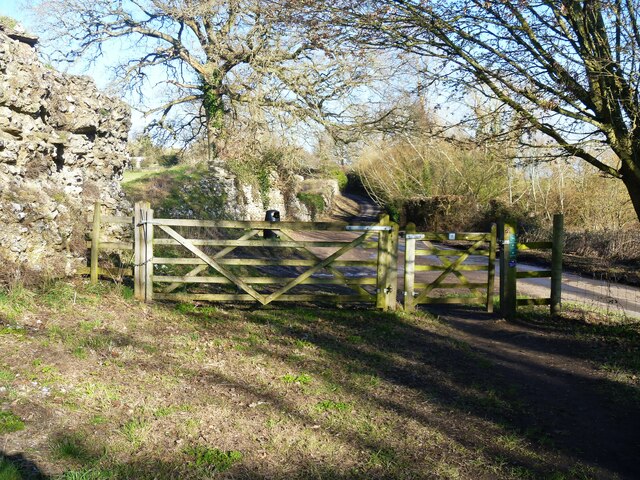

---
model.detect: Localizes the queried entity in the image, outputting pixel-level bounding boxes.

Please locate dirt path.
[431,307,640,479]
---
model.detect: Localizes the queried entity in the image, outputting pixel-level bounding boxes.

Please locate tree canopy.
[300,0,640,219]
[35,0,401,157]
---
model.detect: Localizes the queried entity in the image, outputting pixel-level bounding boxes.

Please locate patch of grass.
[79,321,102,333]
[153,404,192,418]
[122,166,174,185]
[0,370,14,384]
[293,339,313,349]
[29,363,62,386]
[183,445,242,473]
[90,415,108,426]
[47,325,72,343]
[40,281,77,309]
[0,411,24,434]
[315,400,350,412]
[120,418,148,449]
[367,448,397,469]
[57,467,114,480]
[120,286,134,300]
[0,285,34,321]
[50,433,99,463]
[281,373,312,385]
[76,382,120,408]
[297,192,325,219]
[0,325,26,337]
[0,456,22,480]
[72,347,88,359]
[0,283,632,479]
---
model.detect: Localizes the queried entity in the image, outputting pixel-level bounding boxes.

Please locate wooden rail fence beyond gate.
[85,202,563,315]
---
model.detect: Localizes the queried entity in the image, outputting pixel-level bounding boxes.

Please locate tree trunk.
[622,173,640,222]
[202,79,224,162]
[205,112,219,162]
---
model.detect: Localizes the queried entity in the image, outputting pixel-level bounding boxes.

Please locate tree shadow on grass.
[236,305,640,479]
[419,305,640,478]
[28,300,638,479]
[0,452,47,480]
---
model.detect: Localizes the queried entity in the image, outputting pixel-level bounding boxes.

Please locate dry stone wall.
[0,24,131,280]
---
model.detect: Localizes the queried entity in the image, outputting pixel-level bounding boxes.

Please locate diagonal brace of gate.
[262,231,373,305]
[413,238,486,305]
[278,229,373,298]
[158,225,267,304]
[163,229,261,293]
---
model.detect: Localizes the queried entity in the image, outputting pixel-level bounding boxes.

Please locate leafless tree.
[34,0,405,159]
[298,0,640,220]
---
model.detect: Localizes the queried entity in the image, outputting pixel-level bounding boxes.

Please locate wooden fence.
[84,202,563,316]
[499,214,564,319]
[87,201,399,309]
[79,202,134,281]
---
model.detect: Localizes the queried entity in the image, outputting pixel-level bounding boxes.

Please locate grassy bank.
[0,281,638,479]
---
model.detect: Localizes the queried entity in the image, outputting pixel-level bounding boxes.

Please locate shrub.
[158,152,180,167]
[329,168,348,191]
[0,16,18,29]
[297,192,325,219]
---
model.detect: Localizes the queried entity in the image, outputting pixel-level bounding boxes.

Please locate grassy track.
[0,281,637,479]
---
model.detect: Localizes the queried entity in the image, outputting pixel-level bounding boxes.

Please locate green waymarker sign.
[509,233,517,258]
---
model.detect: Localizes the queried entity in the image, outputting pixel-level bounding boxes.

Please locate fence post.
[133,201,150,301]
[550,213,564,316]
[500,221,517,320]
[376,214,390,310]
[486,223,497,313]
[404,223,417,312]
[144,207,154,303]
[386,221,399,311]
[90,201,101,284]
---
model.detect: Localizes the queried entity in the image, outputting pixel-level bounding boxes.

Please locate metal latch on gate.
[405,233,425,240]
[345,226,393,232]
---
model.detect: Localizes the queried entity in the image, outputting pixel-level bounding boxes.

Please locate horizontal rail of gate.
[403,223,497,312]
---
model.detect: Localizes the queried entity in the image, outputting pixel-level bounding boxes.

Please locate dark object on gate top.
[264,210,280,239]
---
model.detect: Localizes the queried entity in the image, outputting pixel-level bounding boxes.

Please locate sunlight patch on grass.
[0,411,24,434]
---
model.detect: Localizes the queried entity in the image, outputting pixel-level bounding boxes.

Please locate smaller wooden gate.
[402,223,497,312]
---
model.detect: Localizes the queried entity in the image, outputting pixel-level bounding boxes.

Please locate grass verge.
[0,280,635,479]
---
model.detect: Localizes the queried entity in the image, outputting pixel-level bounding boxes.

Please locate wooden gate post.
[499,221,517,320]
[550,213,564,316]
[134,201,150,301]
[376,214,390,310]
[144,207,154,303]
[90,201,101,284]
[386,221,399,311]
[486,223,497,313]
[403,223,417,312]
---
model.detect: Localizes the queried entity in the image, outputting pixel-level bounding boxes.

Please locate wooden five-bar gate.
[85,201,563,316]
